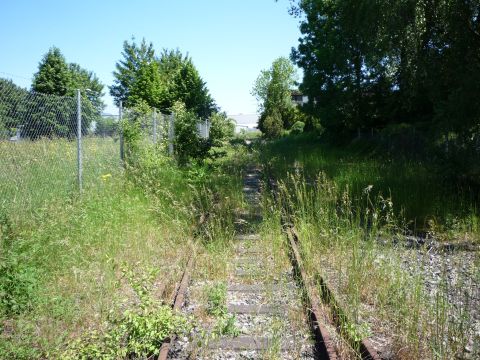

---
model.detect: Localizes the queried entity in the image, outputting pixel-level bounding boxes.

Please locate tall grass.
[264,169,477,359]
[258,134,479,358]
[0,137,120,223]
[261,134,479,239]
[0,137,212,357]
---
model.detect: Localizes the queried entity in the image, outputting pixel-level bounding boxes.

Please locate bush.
[260,109,283,139]
[62,266,191,359]
[290,121,305,135]
[0,213,38,316]
[95,116,118,137]
[209,113,235,146]
[172,102,208,164]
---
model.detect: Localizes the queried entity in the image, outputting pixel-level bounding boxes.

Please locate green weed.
[61,265,191,359]
[262,166,477,359]
[205,282,227,317]
[213,314,240,337]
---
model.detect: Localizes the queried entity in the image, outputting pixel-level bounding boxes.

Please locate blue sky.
[0,0,301,122]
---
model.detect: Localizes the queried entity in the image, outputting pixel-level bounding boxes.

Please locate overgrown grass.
[261,133,479,239]
[0,170,196,357]
[0,135,249,358]
[0,137,120,223]
[260,136,479,358]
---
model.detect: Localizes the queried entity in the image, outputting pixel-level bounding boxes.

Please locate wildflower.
[101,173,112,181]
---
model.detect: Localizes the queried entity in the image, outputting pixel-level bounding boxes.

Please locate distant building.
[291,90,308,106]
[229,114,259,133]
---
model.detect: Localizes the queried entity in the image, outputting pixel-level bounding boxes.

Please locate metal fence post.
[119,101,124,164]
[153,108,157,144]
[76,89,83,193]
[168,113,174,156]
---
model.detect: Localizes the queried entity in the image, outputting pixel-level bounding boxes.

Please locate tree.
[252,57,298,136]
[0,79,30,138]
[209,112,235,145]
[290,0,480,146]
[128,60,165,109]
[112,41,216,118]
[156,49,216,118]
[69,63,105,113]
[260,108,283,139]
[32,47,71,96]
[110,38,155,107]
[29,47,105,138]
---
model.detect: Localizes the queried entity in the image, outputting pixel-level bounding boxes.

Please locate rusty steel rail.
[287,227,381,360]
[158,251,196,360]
[270,174,381,360]
[285,227,339,359]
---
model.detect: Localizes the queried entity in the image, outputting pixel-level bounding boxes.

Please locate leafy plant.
[341,321,372,343]
[0,260,37,316]
[290,121,305,135]
[204,282,240,338]
[0,212,38,316]
[62,265,191,359]
[205,282,227,317]
[213,314,239,337]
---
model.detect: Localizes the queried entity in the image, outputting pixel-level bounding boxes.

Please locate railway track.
[162,164,383,359]
[200,165,317,358]
[271,175,382,360]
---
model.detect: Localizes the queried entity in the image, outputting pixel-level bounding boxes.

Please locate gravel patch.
[399,246,480,358]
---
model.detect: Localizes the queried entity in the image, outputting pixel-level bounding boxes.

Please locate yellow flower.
[101,173,112,181]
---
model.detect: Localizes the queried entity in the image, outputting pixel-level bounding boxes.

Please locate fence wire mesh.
[0,84,120,219]
[122,107,168,144]
[0,80,212,219]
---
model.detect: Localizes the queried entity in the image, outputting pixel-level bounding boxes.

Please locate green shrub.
[0,261,37,316]
[62,266,191,359]
[209,113,235,146]
[290,121,305,135]
[205,282,227,317]
[260,109,283,139]
[0,213,38,316]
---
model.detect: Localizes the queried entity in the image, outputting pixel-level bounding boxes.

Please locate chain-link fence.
[0,85,120,219]
[121,106,173,157]
[0,82,212,219]
[120,105,210,160]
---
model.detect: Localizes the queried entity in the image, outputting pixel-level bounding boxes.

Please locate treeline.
[111,38,234,163]
[289,1,480,159]
[0,47,104,139]
[1,39,234,161]
[0,78,100,140]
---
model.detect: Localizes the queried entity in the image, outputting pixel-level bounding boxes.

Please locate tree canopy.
[69,63,105,113]
[0,47,105,139]
[31,47,105,112]
[110,38,155,107]
[32,47,71,96]
[252,57,298,137]
[290,0,480,145]
[110,40,216,119]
